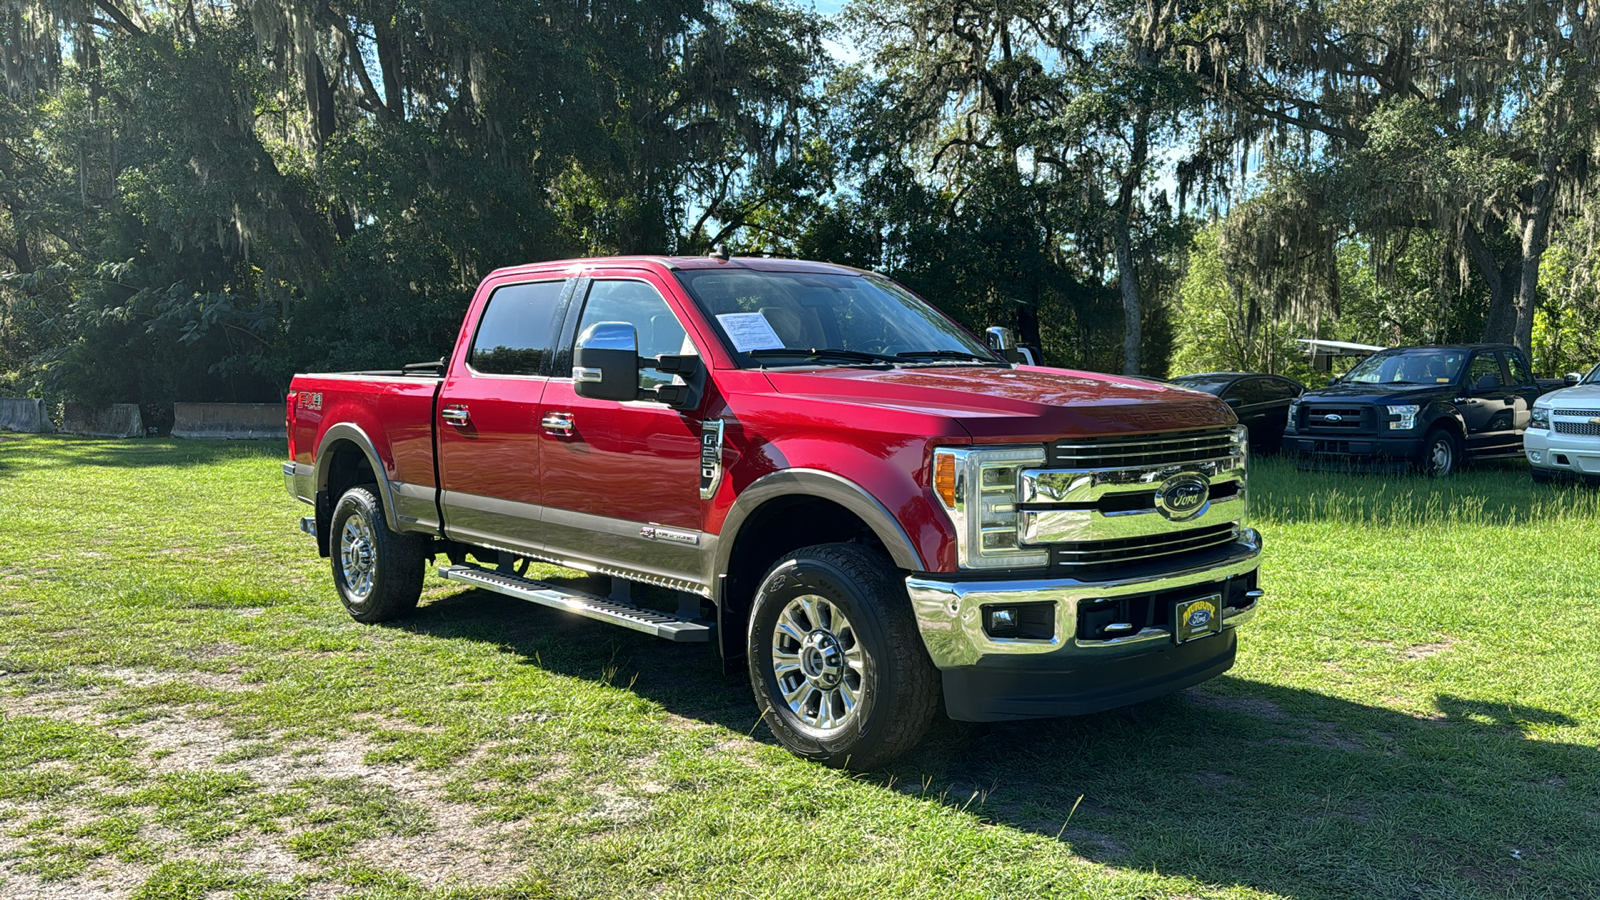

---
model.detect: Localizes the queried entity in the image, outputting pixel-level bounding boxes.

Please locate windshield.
[1343,349,1466,385]
[673,269,1002,367]
[1584,362,1600,384]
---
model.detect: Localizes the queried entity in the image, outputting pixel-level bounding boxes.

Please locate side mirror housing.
[986,326,1025,364]
[1564,372,1581,387]
[574,322,641,402]
[653,354,706,411]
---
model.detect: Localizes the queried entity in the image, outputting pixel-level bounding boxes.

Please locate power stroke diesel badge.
[1154,472,1210,521]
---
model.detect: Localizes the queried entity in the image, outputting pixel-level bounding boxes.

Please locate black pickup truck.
[1282,343,1544,476]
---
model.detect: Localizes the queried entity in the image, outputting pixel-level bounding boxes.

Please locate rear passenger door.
[436,278,571,555]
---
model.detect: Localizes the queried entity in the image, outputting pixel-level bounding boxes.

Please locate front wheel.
[330,485,428,623]
[1416,427,1461,478]
[747,543,938,770]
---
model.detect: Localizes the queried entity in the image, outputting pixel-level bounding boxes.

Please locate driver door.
[1460,351,1517,454]
[535,273,709,589]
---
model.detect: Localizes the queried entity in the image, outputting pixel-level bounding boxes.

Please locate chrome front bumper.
[905,530,1262,671]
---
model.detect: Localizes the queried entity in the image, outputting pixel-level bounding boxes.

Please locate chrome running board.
[437,565,712,642]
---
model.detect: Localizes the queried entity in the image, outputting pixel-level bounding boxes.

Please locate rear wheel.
[747,543,938,770]
[1416,427,1460,478]
[330,485,428,623]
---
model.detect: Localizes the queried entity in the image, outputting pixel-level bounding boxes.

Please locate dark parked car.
[1170,372,1305,452]
[1281,343,1545,476]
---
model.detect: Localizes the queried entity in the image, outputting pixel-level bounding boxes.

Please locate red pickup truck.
[283,255,1262,768]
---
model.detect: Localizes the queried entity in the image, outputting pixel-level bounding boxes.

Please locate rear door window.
[469,280,567,376]
[1506,350,1534,386]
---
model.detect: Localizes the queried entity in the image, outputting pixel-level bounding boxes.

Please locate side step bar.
[436,565,712,643]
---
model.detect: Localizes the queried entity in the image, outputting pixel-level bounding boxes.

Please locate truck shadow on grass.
[404,585,1598,900]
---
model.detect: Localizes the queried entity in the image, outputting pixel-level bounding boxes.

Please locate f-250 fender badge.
[700,419,725,500]
[640,525,699,546]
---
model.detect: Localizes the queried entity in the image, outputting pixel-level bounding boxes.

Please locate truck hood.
[1539,383,1600,407]
[761,365,1235,441]
[1301,382,1448,403]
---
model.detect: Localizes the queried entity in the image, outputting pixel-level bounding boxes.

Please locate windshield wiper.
[894,349,1006,365]
[746,348,898,364]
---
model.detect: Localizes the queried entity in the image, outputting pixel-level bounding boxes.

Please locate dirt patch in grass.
[1183,689,1287,720]
[1400,639,1460,660]
[0,669,532,897]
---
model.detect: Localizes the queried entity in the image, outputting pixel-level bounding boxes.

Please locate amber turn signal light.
[934,452,958,508]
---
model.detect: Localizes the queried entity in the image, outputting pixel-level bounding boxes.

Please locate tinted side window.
[470,281,565,375]
[1222,381,1261,405]
[577,280,695,390]
[1468,353,1505,388]
[1262,379,1302,401]
[1506,350,1533,386]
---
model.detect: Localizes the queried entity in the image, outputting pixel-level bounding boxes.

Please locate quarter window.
[470,281,565,375]
[1506,351,1533,386]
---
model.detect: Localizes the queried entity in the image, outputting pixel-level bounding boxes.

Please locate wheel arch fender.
[1423,404,1466,439]
[714,469,923,578]
[314,422,402,532]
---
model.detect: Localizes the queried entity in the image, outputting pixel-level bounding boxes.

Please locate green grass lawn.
[1,435,1597,899]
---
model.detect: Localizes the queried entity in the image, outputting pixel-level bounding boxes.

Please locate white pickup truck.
[1525,363,1600,482]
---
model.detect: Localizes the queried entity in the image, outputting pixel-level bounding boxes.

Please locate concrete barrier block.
[171,402,286,440]
[0,398,53,433]
[60,402,144,438]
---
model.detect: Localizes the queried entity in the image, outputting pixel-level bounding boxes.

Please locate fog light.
[1529,450,1544,464]
[988,607,1018,634]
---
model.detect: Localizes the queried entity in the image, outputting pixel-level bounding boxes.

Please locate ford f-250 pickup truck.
[283,255,1263,768]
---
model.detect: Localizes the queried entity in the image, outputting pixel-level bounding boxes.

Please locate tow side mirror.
[1564,372,1582,387]
[985,326,1023,364]
[573,322,641,402]
[653,354,706,411]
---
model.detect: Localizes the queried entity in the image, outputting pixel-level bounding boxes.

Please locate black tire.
[329,485,428,623]
[1531,466,1552,484]
[746,543,939,770]
[1416,426,1461,478]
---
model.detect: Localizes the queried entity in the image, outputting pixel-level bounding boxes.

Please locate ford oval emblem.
[1155,472,1210,521]
[1324,413,1343,423]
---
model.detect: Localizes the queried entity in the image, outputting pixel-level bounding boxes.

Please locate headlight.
[1531,407,1550,430]
[932,445,1048,569]
[1386,405,1420,430]
[1285,399,1301,432]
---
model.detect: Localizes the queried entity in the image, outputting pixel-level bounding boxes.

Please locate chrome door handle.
[441,405,470,427]
[542,411,574,436]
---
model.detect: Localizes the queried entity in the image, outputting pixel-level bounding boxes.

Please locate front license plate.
[1174,594,1223,644]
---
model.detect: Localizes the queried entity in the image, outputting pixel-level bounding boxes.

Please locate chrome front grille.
[1049,427,1237,470]
[1554,409,1600,419]
[1554,420,1600,436]
[1052,523,1238,573]
[1022,425,1247,576]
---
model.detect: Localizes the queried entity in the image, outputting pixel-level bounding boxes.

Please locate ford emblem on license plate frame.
[1175,593,1223,644]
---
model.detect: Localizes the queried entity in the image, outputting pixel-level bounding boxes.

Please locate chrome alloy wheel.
[770,594,866,732]
[339,515,377,600]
